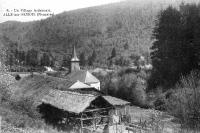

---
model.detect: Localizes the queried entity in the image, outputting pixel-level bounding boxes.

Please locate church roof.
[69,80,93,89]
[71,45,79,62]
[67,70,99,84]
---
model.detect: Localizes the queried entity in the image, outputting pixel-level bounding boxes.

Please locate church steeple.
[70,45,80,72]
[71,45,79,62]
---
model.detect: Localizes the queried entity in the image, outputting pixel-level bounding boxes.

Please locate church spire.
[71,45,79,61]
[70,45,80,72]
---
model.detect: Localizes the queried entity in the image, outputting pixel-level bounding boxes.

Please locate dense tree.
[62,55,70,68]
[18,51,26,65]
[26,49,38,67]
[88,50,96,66]
[79,52,86,66]
[40,53,50,66]
[96,69,147,106]
[148,4,200,91]
[111,47,116,59]
[107,47,117,66]
[180,3,200,72]
[115,56,130,66]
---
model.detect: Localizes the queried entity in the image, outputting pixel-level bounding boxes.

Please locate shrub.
[15,74,21,80]
[99,68,148,107]
[166,70,200,128]
[131,80,147,107]
[154,96,167,111]
[0,86,11,103]
[12,97,41,119]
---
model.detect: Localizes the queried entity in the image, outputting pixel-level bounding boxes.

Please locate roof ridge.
[85,70,99,83]
[50,89,95,97]
[43,74,75,83]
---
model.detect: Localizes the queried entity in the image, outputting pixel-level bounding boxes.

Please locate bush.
[166,70,200,128]
[0,86,11,103]
[99,68,148,107]
[154,96,167,111]
[131,80,147,107]
[11,97,41,119]
[0,86,44,129]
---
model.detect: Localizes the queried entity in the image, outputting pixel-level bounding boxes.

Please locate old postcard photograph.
[0,0,200,132]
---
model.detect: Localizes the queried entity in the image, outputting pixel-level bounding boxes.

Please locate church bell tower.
[70,45,80,72]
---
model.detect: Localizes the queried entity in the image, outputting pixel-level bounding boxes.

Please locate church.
[66,45,101,90]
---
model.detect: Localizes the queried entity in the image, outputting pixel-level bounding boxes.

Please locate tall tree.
[40,53,50,66]
[79,52,86,66]
[107,47,117,66]
[149,6,183,90]
[111,47,116,58]
[26,49,38,67]
[180,3,200,72]
[62,55,70,68]
[88,50,96,66]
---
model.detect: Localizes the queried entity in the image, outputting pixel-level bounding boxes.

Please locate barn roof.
[41,89,98,113]
[41,91,130,113]
[66,70,99,83]
[9,74,75,104]
[103,96,130,106]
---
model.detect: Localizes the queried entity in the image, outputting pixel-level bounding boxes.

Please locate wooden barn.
[38,89,130,132]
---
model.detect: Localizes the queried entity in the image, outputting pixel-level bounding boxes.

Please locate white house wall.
[89,82,100,90]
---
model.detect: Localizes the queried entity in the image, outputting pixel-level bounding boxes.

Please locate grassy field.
[127,106,200,133]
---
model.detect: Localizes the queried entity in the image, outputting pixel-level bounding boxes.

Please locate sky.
[0,0,122,23]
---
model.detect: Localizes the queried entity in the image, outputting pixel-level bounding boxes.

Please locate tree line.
[5,48,102,71]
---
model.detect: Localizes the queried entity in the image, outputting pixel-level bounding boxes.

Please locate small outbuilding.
[38,89,113,132]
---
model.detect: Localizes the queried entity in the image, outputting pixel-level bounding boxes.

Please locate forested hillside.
[0,0,191,69]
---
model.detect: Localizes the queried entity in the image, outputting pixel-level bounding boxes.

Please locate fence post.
[80,114,83,133]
